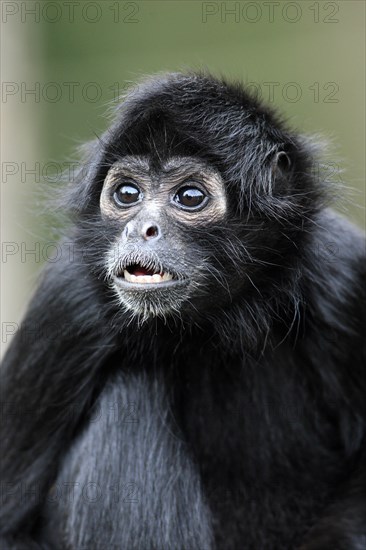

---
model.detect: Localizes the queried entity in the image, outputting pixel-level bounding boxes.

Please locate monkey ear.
[258,150,292,196]
[270,151,292,181]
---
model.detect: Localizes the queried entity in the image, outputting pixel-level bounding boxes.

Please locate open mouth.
[112,258,186,288]
[122,264,175,284]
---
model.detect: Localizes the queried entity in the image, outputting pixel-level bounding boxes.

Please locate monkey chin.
[111,276,190,324]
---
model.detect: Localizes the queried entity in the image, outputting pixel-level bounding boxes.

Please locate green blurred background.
[1,0,365,353]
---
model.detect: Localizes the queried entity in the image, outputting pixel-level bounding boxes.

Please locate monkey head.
[73,73,322,324]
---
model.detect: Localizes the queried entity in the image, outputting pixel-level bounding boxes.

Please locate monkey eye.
[113,184,142,206]
[174,186,207,210]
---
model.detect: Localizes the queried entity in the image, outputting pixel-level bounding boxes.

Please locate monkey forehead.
[160,156,219,176]
[109,155,222,179]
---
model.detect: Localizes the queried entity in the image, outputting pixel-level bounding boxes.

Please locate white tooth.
[130,274,138,282]
[162,272,173,281]
[152,274,162,283]
[124,270,132,282]
[138,275,152,284]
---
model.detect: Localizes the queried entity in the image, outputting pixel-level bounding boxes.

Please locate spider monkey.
[1,72,365,550]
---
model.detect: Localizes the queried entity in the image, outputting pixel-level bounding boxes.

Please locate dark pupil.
[177,187,204,208]
[115,184,140,204]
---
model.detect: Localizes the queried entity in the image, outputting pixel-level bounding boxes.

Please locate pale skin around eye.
[99,155,227,225]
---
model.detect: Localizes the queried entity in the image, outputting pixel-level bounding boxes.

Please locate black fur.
[1,72,365,550]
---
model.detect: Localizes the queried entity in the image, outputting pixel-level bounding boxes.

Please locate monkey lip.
[114,263,186,288]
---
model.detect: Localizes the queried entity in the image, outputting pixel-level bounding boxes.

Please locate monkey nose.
[141,222,160,241]
[123,221,134,241]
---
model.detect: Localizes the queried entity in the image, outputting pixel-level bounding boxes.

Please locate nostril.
[146,226,158,237]
[144,224,159,239]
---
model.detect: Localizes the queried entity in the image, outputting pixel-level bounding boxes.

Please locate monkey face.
[99,155,228,321]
